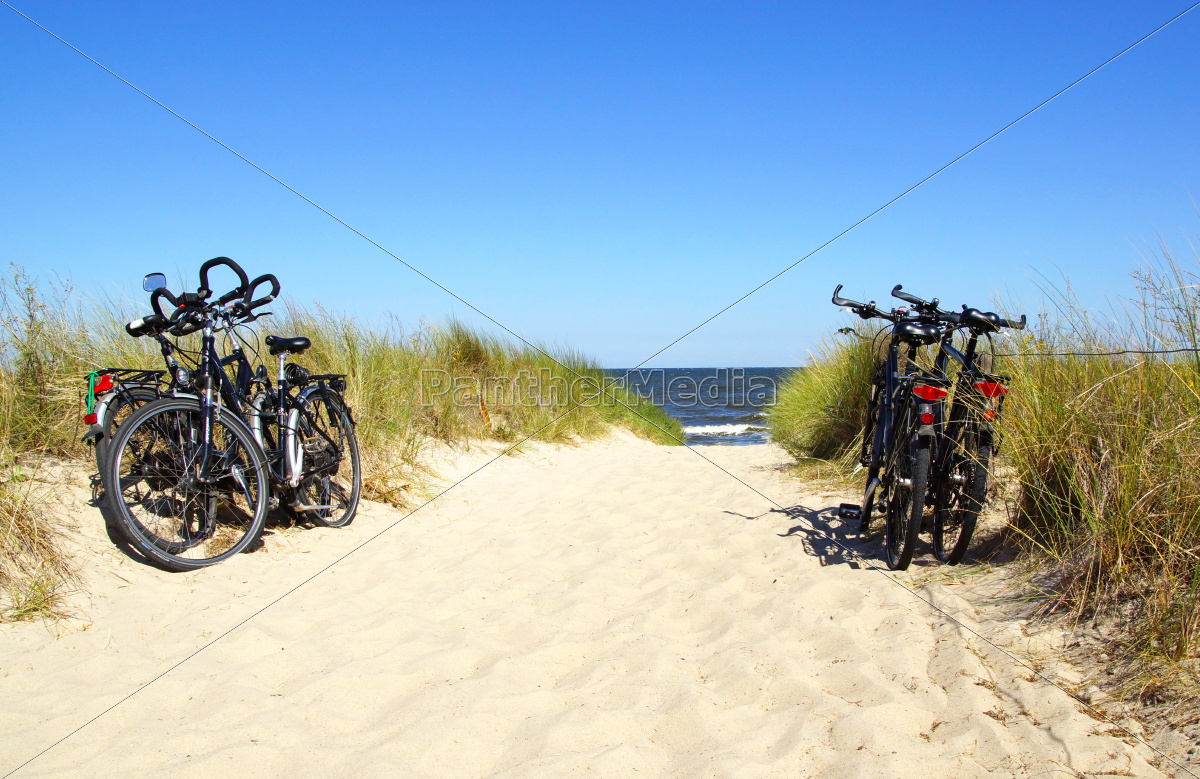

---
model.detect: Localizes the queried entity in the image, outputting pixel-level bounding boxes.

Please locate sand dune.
[0,434,1169,777]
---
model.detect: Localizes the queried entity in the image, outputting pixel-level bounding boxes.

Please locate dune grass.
[0,263,680,619]
[767,321,882,477]
[278,305,682,501]
[770,241,1200,699]
[999,248,1200,702]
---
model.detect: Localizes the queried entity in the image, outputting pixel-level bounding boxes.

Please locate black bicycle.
[103,257,361,571]
[836,284,1025,569]
[833,285,944,570]
[888,286,1025,564]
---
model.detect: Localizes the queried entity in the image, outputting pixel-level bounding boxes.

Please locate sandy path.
[0,435,1168,777]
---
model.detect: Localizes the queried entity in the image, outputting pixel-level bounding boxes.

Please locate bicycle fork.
[195,321,218,484]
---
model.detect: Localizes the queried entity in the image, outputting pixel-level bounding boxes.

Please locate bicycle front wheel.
[105,397,270,571]
[884,407,930,571]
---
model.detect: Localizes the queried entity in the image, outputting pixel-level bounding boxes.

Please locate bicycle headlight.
[175,367,191,387]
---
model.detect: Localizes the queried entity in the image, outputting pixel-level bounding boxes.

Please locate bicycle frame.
[190,313,344,491]
[931,327,1009,480]
[863,332,937,509]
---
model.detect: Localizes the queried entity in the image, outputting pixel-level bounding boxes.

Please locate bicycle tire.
[105,396,270,571]
[884,405,929,571]
[933,431,991,565]
[285,389,361,528]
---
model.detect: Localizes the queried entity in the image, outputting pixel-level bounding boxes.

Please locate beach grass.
[766,321,882,479]
[0,263,680,620]
[999,248,1200,702]
[769,240,1200,700]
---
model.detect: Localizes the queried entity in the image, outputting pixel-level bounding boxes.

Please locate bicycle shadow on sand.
[726,501,943,571]
[88,475,308,571]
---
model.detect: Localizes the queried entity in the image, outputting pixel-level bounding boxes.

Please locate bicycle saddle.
[894,321,940,344]
[960,307,1001,333]
[265,335,312,356]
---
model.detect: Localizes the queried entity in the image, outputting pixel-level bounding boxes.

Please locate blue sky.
[3,1,1199,367]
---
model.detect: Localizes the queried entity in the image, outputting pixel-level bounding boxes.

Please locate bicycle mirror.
[143,273,167,293]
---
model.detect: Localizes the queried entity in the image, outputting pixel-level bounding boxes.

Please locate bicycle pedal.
[837,503,861,520]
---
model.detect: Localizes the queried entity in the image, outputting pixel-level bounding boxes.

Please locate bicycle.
[888,285,1025,564]
[103,257,361,571]
[832,285,944,570]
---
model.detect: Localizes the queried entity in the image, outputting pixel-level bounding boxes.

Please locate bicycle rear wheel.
[933,429,991,564]
[105,397,270,571]
[884,405,929,571]
[285,389,361,528]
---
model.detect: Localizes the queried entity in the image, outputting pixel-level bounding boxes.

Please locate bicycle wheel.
[285,389,361,528]
[95,385,159,483]
[884,405,930,571]
[933,429,991,564]
[105,396,270,571]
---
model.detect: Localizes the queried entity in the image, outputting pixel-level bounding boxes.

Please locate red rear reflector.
[84,413,98,425]
[94,375,114,393]
[912,384,947,401]
[974,381,1008,398]
[920,412,935,425]
[983,409,998,421]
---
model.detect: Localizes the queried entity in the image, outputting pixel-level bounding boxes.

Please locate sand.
[0,434,1172,777]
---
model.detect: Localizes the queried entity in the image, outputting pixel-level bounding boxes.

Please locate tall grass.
[770,242,1200,696]
[277,305,681,501]
[768,322,882,470]
[0,476,75,621]
[1001,248,1200,698]
[0,263,681,619]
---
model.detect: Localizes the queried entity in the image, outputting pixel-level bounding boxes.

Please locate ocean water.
[608,368,793,445]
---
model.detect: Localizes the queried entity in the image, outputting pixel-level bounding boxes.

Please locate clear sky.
[3,1,1199,367]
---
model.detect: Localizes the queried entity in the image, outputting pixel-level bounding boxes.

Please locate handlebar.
[834,283,1025,333]
[125,314,170,338]
[891,285,939,313]
[831,285,881,320]
[240,273,280,314]
[831,284,863,308]
[168,306,204,337]
[198,257,250,301]
[139,257,278,337]
[149,287,179,319]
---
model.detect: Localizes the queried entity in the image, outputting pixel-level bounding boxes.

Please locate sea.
[606,368,793,446]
